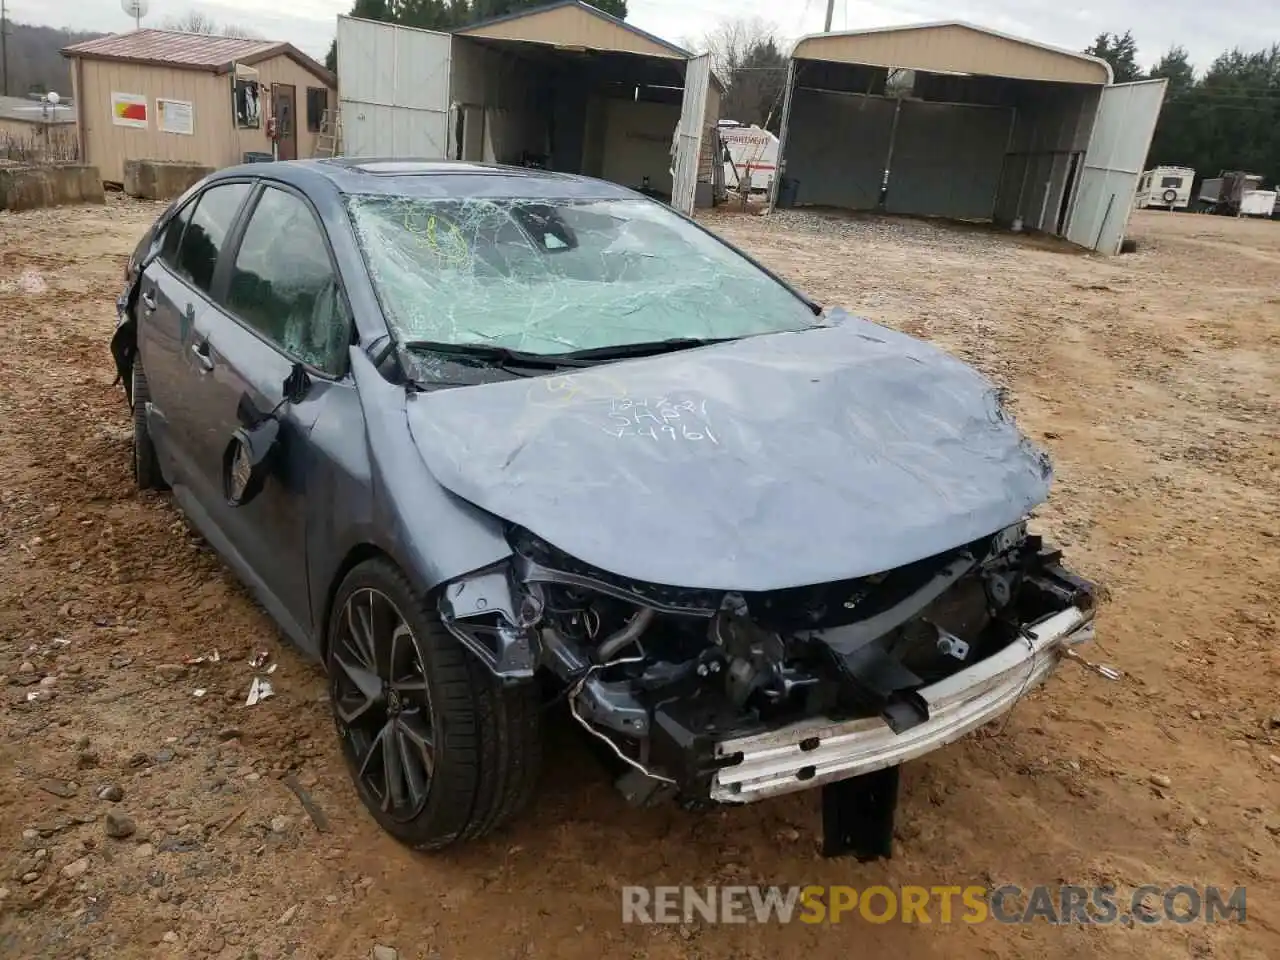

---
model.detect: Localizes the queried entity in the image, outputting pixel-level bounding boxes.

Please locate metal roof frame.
[792,20,1114,85]
[61,29,336,88]
[456,1,693,58]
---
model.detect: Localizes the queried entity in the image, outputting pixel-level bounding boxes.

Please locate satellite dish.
[121,0,149,28]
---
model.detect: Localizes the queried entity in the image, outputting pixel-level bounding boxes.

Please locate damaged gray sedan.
[111,159,1098,857]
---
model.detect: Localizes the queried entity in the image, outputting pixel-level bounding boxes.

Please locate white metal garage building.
[335,1,720,214]
[769,22,1169,254]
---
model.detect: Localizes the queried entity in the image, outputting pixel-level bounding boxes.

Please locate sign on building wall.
[157,98,194,136]
[111,92,148,128]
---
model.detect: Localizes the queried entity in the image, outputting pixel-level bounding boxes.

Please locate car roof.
[207,158,644,201]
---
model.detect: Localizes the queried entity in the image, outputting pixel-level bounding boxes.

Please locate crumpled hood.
[407,314,1052,591]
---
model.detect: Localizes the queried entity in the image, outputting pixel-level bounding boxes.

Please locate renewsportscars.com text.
[621,884,1247,926]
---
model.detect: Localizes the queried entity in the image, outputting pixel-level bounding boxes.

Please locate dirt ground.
[0,197,1276,960]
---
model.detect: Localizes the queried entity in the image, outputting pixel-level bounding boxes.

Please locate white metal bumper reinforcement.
[710,606,1095,803]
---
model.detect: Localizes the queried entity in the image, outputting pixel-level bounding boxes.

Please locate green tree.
[325,0,391,74]
[1145,40,1280,188]
[702,18,788,131]
[1084,30,1142,82]
[728,37,788,132]
[1149,45,1195,94]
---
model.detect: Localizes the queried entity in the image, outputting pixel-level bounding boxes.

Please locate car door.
[183,182,355,642]
[137,181,254,488]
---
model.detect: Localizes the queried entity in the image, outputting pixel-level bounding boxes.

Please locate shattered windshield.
[345,194,817,355]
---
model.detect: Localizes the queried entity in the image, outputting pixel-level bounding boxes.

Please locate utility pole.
[1,0,8,98]
[824,0,835,32]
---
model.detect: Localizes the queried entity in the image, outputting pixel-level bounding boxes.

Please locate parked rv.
[1135,166,1195,210]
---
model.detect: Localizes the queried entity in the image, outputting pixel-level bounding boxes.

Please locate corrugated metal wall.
[337,17,452,158]
[885,101,1013,219]
[1066,79,1168,253]
[784,90,895,209]
[600,99,679,192]
[993,84,1097,233]
[671,53,710,214]
[450,38,543,162]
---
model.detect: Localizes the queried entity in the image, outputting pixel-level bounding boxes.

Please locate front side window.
[345,194,816,356]
[225,186,348,374]
[174,182,251,294]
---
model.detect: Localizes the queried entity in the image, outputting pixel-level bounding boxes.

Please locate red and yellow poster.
[111,92,148,128]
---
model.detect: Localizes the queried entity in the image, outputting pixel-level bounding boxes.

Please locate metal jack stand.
[821,766,900,860]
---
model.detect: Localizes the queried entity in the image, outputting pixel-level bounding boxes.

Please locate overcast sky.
[10,0,1277,69]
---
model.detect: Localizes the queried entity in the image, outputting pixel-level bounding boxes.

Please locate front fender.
[310,351,514,622]
[110,284,139,404]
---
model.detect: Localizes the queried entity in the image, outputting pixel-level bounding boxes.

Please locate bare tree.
[160,13,262,38]
[697,16,782,84]
[694,17,790,132]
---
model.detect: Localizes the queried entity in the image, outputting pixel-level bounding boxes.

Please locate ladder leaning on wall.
[313,109,343,159]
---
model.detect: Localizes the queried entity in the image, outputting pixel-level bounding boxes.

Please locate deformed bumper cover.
[710,605,1094,802]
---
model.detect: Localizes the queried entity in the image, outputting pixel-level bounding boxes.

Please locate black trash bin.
[776,177,799,209]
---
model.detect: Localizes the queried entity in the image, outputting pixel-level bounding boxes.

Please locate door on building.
[1065,78,1168,254]
[273,84,298,161]
[672,53,712,216]
[335,16,453,159]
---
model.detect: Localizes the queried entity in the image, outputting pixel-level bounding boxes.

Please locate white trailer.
[1195,172,1274,216]
[1239,189,1278,218]
[1135,165,1195,210]
[718,122,779,194]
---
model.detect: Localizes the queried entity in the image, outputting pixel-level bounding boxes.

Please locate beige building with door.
[62,30,336,184]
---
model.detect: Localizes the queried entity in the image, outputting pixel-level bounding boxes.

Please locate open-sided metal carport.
[769,22,1168,254]
[336,2,720,215]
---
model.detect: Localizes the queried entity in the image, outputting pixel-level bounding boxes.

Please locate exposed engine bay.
[440,520,1097,809]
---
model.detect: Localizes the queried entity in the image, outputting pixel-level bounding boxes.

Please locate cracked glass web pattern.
[345,195,817,356]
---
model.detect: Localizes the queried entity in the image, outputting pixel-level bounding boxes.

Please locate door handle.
[140,292,156,312]
[190,340,214,372]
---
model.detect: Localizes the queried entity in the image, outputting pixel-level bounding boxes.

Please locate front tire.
[131,359,166,491]
[327,558,542,849]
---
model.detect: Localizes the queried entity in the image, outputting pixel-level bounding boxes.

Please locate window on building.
[306,87,329,133]
[225,187,349,374]
[174,182,251,295]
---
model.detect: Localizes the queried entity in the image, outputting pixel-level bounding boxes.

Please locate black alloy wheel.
[326,558,543,849]
[331,587,436,823]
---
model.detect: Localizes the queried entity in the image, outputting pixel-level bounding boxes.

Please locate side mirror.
[220,363,311,507]
[223,418,280,507]
[283,362,311,404]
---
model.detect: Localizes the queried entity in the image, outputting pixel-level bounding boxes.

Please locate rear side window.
[225,186,349,374]
[174,182,250,295]
[157,199,195,266]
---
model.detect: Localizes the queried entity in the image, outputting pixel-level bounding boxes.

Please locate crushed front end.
[439,521,1098,857]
